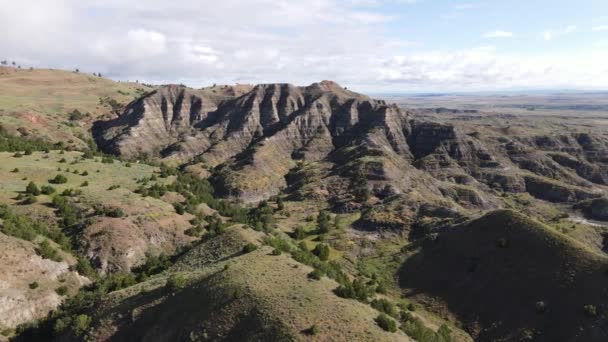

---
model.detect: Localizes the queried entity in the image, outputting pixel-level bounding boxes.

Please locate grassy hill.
[21,227,412,341]
[0,66,153,148]
[400,210,608,341]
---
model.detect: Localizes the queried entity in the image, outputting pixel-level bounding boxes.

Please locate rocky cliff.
[95,82,608,208]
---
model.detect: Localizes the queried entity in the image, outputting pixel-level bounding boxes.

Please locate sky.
[2,0,608,93]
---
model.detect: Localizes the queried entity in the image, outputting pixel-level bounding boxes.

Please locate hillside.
[400,210,608,341]
[48,227,411,341]
[0,66,154,149]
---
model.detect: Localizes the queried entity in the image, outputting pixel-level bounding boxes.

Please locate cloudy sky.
[2,0,608,92]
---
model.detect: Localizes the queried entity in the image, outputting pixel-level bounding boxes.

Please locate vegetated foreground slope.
[27,227,411,342]
[400,210,608,342]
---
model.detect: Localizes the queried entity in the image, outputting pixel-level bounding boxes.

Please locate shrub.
[376,313,397,332]
[584,304,598,317]
[242,243,258,254]
[317,211,332,234]
[22,194,37,204]
[80,181,88,187]
[173,203,185,215]
[55,286,68,296]
[312,243,330,261]
[101,157,114,164]
[371,298,399,317]
[107,184,120,190]
[400,317,453,342]
[28,282,39,289]
[277,197,284,211]
[40,185,56,195]
[11,168,18,173]
[24,149,32,155]
[292,226,307,240]
[49,174,67,184]
[13,152,23,158]
[96,206,125,218]
[68,109,85,121]
[72,314,91,336]
[308,269,323,280]
[76,257,96,279]
[0,205,45,240]
[37,240,62,262]
[166,273,187,292]
[81,170,88,176]
[59,158,67,163]
[305,325,319,336]
[334,278,374,301]
[271,248,282,256]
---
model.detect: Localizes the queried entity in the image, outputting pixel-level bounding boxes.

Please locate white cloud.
[0,1,606,92]
[484,31,513,38]
[593,25,608,31]
[542,25,577,41]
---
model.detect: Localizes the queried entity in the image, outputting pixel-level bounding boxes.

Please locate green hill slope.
[400,209,608,341]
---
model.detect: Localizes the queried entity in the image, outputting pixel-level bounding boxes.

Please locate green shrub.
[71,314,91,336]
[312,243,330,261]
[49,174,67,184]
[76,257,97,279]
[305,325,319,336]
[292,226,307,240]
[173,203,185,215]
[55,286,68,296]
[59,158,67,163]
[37,240,62,262]
[101,157,114,164]
[401,317,453,342]
[334,277,374,301]
[13,152,23,158]
[22,194,37,204]
[81,170,88,176]
[0,205,45,240]
[68,109,85,121]
[376,313,397,332]
[28,282,39,289]
[11,168,19,173]
[584,304,598,317]
[371,298,399,318]
[80,181,88,187]
[95,206,125,218]
[166,273,187,292]
[40,185,56,195]
[25,181,40,195]
[308,269,323,280]
[317,211,332,234]
[242,243,258,254]
[24,149,32,155]
[107,184,120,190]
[271,249,282,256]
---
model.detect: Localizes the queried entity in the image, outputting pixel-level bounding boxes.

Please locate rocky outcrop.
[574,198,608,221]
[95,82,608,206]
[0,233,88,329]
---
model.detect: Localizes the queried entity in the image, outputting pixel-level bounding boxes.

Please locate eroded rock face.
[96,82,608,206]
[0,233,89,329]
